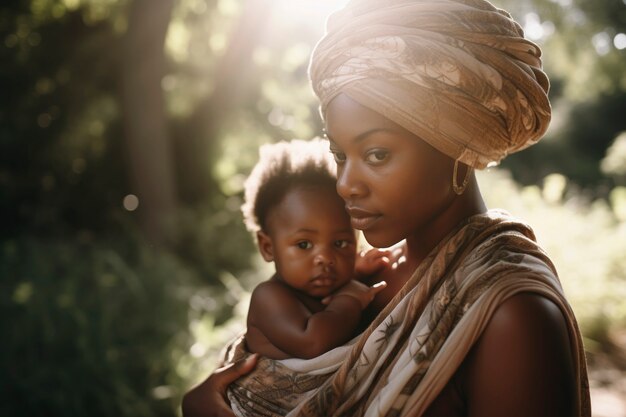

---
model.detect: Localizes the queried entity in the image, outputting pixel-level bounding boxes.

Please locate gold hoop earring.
[452,159,472,195]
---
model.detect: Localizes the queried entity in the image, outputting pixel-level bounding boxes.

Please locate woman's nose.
[336,161,366,200]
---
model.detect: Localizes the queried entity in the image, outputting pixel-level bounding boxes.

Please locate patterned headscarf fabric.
[309,0,552,169]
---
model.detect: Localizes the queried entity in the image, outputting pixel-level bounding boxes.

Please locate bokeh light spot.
[37,113,52,128]
[123,194,139,211]
[614,33,626,50]
[13,282,33,304]
[190,342,207,358]
[36,78,55,95]
[4,34,18,48]
[268,107,284,126]
[152,385,173,400]
[62,0,80,10]
[592,32,611,55]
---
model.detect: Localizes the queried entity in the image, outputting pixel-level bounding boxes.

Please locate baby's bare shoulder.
[248,279,304,317]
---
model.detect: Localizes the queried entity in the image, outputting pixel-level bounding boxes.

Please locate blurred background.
[1,0,625,415]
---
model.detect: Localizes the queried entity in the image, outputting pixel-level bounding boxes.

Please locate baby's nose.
[314,249,335,266]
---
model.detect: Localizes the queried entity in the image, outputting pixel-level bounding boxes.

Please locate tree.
[121,0,178,246]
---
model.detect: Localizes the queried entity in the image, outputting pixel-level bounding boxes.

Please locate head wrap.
[309,0,551,169]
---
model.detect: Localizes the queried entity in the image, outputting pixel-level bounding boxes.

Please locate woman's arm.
[462,292,576,416]
[181,354,258,417]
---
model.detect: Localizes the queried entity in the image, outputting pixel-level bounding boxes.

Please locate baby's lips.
[311,276,335,287]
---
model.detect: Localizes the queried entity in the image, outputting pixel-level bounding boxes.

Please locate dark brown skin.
[182,94,577,416]
[246,185,387,359]
[423,292,576,416]
[245,278,363,359]
[182,353,259,417]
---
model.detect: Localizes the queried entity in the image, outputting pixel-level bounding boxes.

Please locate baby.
[240,138,388,360]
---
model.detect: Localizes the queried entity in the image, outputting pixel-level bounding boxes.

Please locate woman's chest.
[422,374,466,416]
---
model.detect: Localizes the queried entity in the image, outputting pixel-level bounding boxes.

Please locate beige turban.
[309,0,551,169]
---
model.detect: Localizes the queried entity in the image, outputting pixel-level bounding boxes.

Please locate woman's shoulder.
[459,292,577,415]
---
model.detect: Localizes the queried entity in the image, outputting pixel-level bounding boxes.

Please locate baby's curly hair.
[242,138,337,233]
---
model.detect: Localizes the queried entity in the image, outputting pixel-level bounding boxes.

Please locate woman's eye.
[297,241,312,249]
[365,149,389,164]
[330,150,346,164]
[334,240,349,249]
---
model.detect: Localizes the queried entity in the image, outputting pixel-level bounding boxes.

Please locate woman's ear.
[256,231,274,262]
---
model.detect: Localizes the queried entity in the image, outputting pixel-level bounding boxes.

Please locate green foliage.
[493,0,626,188]
[0,236,198,417]
[177,266,260,388]
[479,170,626,347]
[174,195,257,317]
[502,90,626,188]
[0,1,128,238]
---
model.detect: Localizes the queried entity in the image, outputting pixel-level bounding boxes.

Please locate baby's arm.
[246,280,383,359]
[322,248,390,308]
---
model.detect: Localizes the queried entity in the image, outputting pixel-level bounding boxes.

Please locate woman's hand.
[181,353,258,417]
[321,279,387,309]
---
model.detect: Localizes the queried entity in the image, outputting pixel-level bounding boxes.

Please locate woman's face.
[325,93,457,249]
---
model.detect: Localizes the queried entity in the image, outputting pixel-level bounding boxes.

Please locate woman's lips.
[346,206,381,230]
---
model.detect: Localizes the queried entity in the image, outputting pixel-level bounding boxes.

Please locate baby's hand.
[355,248,391,278]
[321,280,387,310]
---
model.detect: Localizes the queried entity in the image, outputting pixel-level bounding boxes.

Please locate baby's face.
[263,185,356,298]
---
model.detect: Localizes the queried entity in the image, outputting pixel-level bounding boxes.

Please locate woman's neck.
[405,175,487,266]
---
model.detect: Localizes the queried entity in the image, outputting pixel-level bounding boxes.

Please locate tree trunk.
[121,0,177,246]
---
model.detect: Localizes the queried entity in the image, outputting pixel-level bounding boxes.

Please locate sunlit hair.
[242,137,337,233]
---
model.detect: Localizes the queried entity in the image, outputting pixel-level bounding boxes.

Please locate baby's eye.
[334,240,349,249]
[297,241,312,249]
[330,149,347,164]
[365,149,389,164]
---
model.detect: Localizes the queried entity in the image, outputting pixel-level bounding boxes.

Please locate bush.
[0,237,197,417]
[478,169,626,348]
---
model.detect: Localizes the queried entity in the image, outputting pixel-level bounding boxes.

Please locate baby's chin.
[306,280,350,299]
[304,287,334,299]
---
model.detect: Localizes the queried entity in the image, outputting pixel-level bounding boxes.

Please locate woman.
[183,0,590,416]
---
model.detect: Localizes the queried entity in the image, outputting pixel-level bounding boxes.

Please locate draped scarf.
[225,210,591,416]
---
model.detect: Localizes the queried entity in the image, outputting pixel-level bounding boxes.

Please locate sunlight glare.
[272,0,349,29]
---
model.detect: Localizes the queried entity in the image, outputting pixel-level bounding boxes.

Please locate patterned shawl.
[309,0,551,169]
[225,210,590,416]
